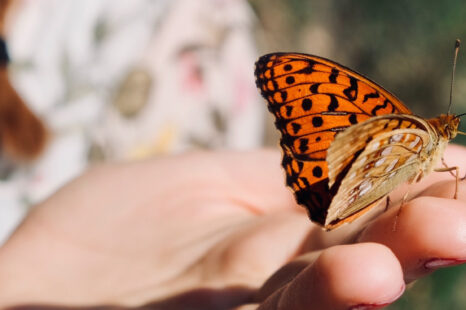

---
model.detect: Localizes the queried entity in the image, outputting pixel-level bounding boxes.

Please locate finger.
[358,187,466,281]
[257,243,405,310]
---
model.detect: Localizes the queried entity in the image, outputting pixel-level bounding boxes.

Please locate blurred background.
[0,0,465,309]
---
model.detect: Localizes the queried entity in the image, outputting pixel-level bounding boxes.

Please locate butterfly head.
[430,114,460,140]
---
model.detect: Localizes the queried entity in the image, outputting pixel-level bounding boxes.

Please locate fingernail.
[425,258,466,270]
[349,304,387,310]
[349,283,405,310]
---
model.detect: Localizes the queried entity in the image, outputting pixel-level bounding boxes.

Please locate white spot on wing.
[375,157,386,167]
[385,158,398,172]
[409,136,421,149]
[381,146,393,156]
[359,156,367,165]
[407,154,417,163]
[402,134,412,142]
[390,134,403,143]
[371,141,380,151]
[358,180,372,197]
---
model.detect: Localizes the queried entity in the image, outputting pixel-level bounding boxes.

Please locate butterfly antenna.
[448,39,461,115]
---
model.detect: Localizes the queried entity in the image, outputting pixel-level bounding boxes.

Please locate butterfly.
[254,44,465,231]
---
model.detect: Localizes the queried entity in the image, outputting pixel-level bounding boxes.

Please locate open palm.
[0,146,465,310]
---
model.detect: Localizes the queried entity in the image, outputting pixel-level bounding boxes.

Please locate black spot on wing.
[371,99,389,115]
[291,122,302,134]
[286,106,293,117]
[328,95,339,111]
[343,77,358,101]
[299,138,309,153]
[298,60,316,74]
[312,166,323,178]
[363,92,380,103]
[329,68,339,83]
[302,98,312,111]
[281,91,288,101]
[310,83,320,94]
[312,116,323,127]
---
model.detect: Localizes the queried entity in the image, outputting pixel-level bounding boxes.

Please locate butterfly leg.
[392,168,424,232]
[441,157,465,187]
[461,167,466,181]
[441,158,457,178]
[434,166,460,199]
[392,192,410,232]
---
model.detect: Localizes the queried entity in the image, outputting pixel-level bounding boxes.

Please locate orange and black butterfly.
[255,49,464,230]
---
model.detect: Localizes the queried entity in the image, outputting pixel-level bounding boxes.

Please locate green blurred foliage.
[251,0,466,142]
[387,264,466,310]
[250,0,466,309]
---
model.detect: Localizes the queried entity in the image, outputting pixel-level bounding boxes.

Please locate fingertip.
[314,243,404,309]
[267,243,405,310]
[402,197,466,256]
[360,196,466,281]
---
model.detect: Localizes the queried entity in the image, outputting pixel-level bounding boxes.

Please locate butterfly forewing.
[255,53,412,226]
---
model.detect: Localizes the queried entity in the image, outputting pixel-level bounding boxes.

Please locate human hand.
[0,146,465,309]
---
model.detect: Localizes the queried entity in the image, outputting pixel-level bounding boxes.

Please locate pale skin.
[0,146,465,310]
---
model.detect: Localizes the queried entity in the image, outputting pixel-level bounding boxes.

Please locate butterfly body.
[424,114,460,174]
[254,53,461,230]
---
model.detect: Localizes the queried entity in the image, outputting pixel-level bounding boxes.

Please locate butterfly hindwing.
[326,114,435,226]
[255,53,412,226]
